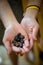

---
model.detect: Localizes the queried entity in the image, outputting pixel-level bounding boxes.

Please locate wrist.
[4,18,18,29]
[5,21,20,34]
[24,8,39,19]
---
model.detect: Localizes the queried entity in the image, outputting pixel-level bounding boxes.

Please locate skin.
[0,0,42,55]
[20,0,42,55]
[0,1,29,54]
[21,13,39,55]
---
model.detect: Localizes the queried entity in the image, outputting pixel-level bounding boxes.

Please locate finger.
[23,45,29,53]
[20,45,29,56]
[29,38,33,50]
[24,40,30,48]
[12,45,21,53]
[20,48,25,56]
[3,41,12,54]
[32,25,39,40]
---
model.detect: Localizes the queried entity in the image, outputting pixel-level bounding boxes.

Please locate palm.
[21,17,39,50]
[3,23,29,54]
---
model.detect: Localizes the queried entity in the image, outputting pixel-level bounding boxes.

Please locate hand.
[21,17,39,51]
[3,22,29,54]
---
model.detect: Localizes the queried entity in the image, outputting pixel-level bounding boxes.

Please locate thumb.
[32,25,39,40]
[3,39,12,54]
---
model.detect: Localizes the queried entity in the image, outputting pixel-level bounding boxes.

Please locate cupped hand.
[21,17,39,51]
[3,22,29,54]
